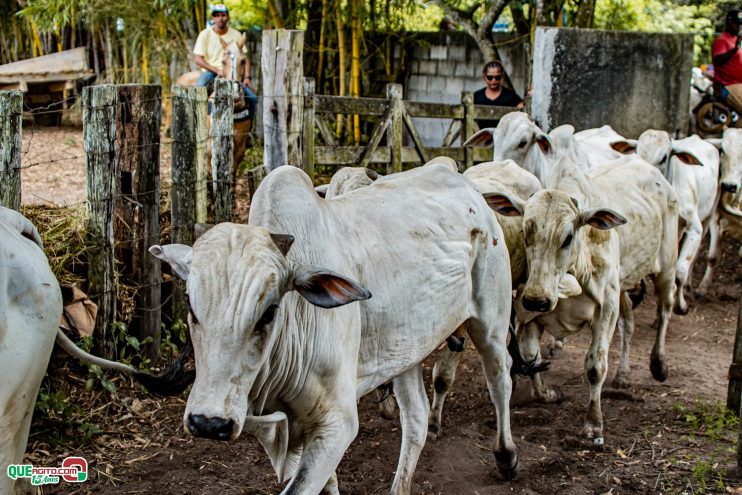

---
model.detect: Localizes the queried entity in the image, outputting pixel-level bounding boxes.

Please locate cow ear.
[270,233,295,256]
[482,192,524,217]
[671,149,702,166]
[194,223,215,240]
[535,132,553,154]
[315,184,328,198]
[292,265,371,309]
[579,208,627,230]
[365,168,379,180]
[610,140,638,154]
[149,244,193,280]
[705,138,722,150]
[558,273,582,299]
[463,129,495,148]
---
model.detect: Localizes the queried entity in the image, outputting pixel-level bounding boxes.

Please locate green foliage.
[34,389,100,447]
[674,400,738,442]
[690,460,726,494]
[593,0,726,65]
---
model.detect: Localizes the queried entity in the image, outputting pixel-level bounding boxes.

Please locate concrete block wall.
[531,27,694,138]
[397,32,530,146]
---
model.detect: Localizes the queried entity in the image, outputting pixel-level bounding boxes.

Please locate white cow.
[150,164,519,494]
[609,131,720,314]
[463,112,625,184]
[0,207,62,495]
[315,167,379,198]
[699,128,742,296]
[428,160,543,439]
[485,155,678,446]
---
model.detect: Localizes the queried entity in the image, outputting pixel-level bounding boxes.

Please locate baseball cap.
[727,9,742,25]
[211,4,229,16]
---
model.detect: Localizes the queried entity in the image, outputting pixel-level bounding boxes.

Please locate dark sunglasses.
[485,74,503,81]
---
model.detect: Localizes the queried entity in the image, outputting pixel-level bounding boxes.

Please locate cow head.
[611,130,702,178]
[463,113,552,178]
[484,189,625,313]
[149,224,370,443]
[317,166,379,198]
[713,128,742,195]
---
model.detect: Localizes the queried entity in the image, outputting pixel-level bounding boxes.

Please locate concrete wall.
[396,32,530,146]
[531,27,694,138]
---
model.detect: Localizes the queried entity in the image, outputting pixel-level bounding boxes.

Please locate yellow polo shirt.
[193,27,246,71]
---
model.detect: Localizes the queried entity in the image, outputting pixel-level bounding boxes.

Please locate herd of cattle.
[2,112,742,494]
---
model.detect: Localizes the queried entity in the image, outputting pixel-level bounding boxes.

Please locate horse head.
[220,34,247,111]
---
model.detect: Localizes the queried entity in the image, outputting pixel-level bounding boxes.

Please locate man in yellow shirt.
[193,4,256,119]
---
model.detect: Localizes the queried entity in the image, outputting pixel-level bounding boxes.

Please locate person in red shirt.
[712,9,742,113]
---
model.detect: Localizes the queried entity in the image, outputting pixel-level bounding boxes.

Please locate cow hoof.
[611,375,630,389]
[673,301,689,315]
[650,359,668,382]
[592,436,605,450]
[546,385,565,404]
[494,450,519,481]
[378,398,397,420]
[427,423,440,441]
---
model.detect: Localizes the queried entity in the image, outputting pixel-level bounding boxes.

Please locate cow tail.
[134,339,195,396]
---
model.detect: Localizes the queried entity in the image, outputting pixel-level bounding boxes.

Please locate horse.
[175,34,253,185]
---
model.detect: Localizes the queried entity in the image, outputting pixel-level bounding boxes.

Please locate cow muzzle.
[721,182,739,194]
[521,296,552,313]
[187,414,236,441]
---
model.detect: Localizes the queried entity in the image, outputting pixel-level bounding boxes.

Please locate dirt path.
[18,126,742,494]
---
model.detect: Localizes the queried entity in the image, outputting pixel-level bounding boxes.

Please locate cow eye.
[256,305,278,331]
[561,234,573,249]
[661,154,668,163]
[518,139,527,149]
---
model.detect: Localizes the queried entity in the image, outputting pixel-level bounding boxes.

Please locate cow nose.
[522,297,552,313]
[721,182,739,194]
[187,414,235,441]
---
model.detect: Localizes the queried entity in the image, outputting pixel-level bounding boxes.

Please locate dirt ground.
[17,126,742,495]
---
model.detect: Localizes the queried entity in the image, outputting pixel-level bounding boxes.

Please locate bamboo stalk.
[350,0,361,145]
[142,37,149,83]
[335,0,347,138]
[268,0,285,28]
[317,0,327,91]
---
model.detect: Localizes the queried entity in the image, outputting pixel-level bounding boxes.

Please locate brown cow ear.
[579,208,626,230]
[482,192,524,217]
[463,129,495,148]
[610,140,637,154]
[292,265,371,309]
[270,233,295,256]
[535,133,553,155]
[672,150,702,166]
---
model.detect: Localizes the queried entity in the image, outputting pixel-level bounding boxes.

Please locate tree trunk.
[350,0,361,145]
[576,0,597,28]
[335,0,347,138]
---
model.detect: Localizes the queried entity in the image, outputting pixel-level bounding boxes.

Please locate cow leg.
[520,321,563,403]
[320,472,340,495]
[612,292,635,389]
[390,364,429,495]
[428,328,469,440]
[649,268,674,382]
[375,386,397,420]
[466,318,519,480]
[697,210,722,298]
[582,304,618,447]
[674,214,703,314]
[281,408,358,495]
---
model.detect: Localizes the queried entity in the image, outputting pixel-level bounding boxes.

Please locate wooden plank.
[404,101,464,119]
[316,115,337,146]
[262,29,305,172]
[401,106,429,164]
[0,47,93,84]
[211,79,234,222]
[314,95,388,116]
[114,84,162,361]
[303,78,315,179]
[170,85,203,325]
[192,88,209,224]
[315,146,467,165]
[473,104,520,120]
[462,91,475,171]
[83,85,118,360]
[358,105,392,169]
[0,90,22,209]
[442,120,461,147]
[387,84,403,174]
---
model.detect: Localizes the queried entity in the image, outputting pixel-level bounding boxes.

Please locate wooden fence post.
[170,84,207,325]
[386,83,403,174]
[194,89,209,224]
[303,78,315,179]
[729,293,742,415]
[462,91,475,171]
[114,84,162,362]
[0,90,22,210]
[211,78,234,223]
[84,85,118,359]
[262,29,305,173]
